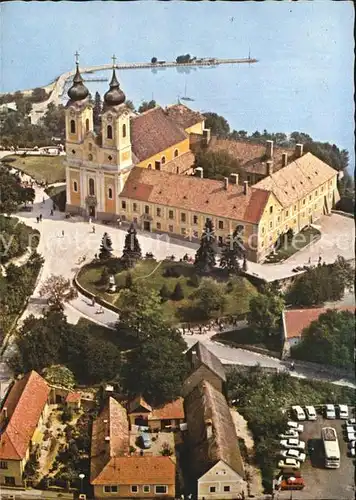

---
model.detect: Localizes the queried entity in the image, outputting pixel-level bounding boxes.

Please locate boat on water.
[180,83,194,102]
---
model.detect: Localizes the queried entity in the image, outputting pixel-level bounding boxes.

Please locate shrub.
[187,274,200,287]
[171,282,184,301]
[159,284,171,302]
[61,406,73,423]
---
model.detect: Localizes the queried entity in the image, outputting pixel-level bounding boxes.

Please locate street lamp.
[79,473,85,492]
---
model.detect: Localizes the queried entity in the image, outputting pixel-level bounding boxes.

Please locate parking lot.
[276,410,355,500]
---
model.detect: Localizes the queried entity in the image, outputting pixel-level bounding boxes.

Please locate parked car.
[280,438,306,450]
[278,458,301,470]
[325,404,336,419]
[346,432,356,442]
[338,405,349,419]
[305,406,317,420]
[280,449,306,462]
[350,448,355,458]
[279,430,299,439]
[287,421,304,432]
[347,440,355,450]
[345,418,356,426]
[292,405,306,421]
[346,425,356,433]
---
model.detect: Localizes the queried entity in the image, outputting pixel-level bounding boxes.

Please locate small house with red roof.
[127,396,185,431]
[0,371,50,487]
[65,391,82,410]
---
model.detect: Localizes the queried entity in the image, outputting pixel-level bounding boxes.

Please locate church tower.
[101,56,132,171]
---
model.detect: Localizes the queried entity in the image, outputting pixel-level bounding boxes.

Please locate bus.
[321,427,340,468]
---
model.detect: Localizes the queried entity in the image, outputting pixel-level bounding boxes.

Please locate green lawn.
[75,318,134,351]
[265,226,321,263]
[2,154,66,184]
[77,259,258,324]
[213,326,282,353]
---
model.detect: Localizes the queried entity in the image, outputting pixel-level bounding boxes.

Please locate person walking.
[91,296,96,307]
[36,216,39,223]
[89,217,92,225]
[39,214,42,222]
[61,229,64,237]
[42,196,45,204]
[50,209,53,216]
[92,225,96,233]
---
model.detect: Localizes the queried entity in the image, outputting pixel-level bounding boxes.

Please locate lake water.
[1,1,354,168]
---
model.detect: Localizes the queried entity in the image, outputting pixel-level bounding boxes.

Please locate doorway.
[89,206,96,218]
[143,221,151,231]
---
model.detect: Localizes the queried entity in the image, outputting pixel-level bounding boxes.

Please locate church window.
[70,120,76,134]
[181,213,186,223]
[145,205,150,214]
[147,163,152,170]
[73,181,78,192]
[122,201,126,209]
[156,208,161,217]
[86,119,90,132]
[71,149,76,155]
[161,156,166,165]
[89,178,95,196]
[218,220,224,230]
[107,125,113,139]
[122,123,127,138]
[193,215,198,224]
[88,154,93,161]
[108,187,113,199]
[174,149,179,158]
[133,203,137,212]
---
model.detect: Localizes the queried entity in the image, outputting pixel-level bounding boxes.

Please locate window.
[181,213,186,223]
[147,163,152,170]
[89,178,95,196]
[161,156,166,165]
[88,154,93,161]
[73,181,78,193]
[209,486,216,493]
[122,201,126,209]
[5,477,15,486]
[133,203,137,212]
[285,210,289,217]
[157,208,161,217]
[269,221,273,229]
[169,210,174,219]
[315,190,318,196]
[277,216,281,223]
[0,461,8,469]
[155,486,168,494]
[131,486,138,493]
[86,119,90,132]
[111,486,118,493]
[218,220,224,230]
[309,195,312,201]
[143,485,150,493]
[107,125,113,139]
[108,155,113,161]
[122,123,127,138]
[145,205,149,214]
[169,225,173,232]
[108,187,113,199]
[104,486,110,493]
[303,199,306,205]
[224,486,231,492]
[70,120,76,134]
[104,486,118,493]
[155,161,161,170]
[269,206,273,214]
[261,227,265,234]
[321,185,324,192]
[193,215,198,224]
[181,228,187,235]
[174,149,179,158]
[71,149,76,155]
[156,222,161,230]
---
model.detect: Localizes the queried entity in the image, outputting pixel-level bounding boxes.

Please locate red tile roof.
[0,371,50,460]
[65,392,81,403]
[150,398,184,421]
[91,456,176,485]
[120,167,270,224]
[283,306,355,339]
[130,107,188,162]
[165,104,205,130]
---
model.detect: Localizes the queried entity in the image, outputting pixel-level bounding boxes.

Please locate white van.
[338,405,349,419]
[325,404,336,419]
[305,406,317,420]
[292,405,306,421]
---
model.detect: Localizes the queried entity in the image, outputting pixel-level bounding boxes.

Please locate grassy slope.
[3,155,66,183]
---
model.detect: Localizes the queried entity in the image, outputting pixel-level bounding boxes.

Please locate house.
[282,305,355,357]
[127,396,184,431]
[0,371,50,487]
[183,341,226,397]
[65,391,81,410]
[184,380,246,500]
[90,397,176,499]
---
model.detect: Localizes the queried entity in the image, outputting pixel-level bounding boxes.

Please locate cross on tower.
[75,51,80,64]
[111,54,117,68]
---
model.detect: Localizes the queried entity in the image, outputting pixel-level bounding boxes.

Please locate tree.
[151,57,158,64]
[138,100,156,113]
[304,141,349,172]
[39,274,78,311]
[187,277,226,319]
[220,226,245,274]
[203,112,230,137]
[31,87,48,103]
[0,166,35,214]
[99,232,113,260]
[42,364,75,389]
[248,291,285,340]
[291,310,354,370]
[121,327,188,405]
[93,91,102,129]
[194,218,216,274]
[39,103,65,138]
[159,284,171,302]
[125,273,133,289]
[116,284,164,341]
[121,224,142,268]
[171,282,184,301]
[193,150,241,180]
[126,100,135,111]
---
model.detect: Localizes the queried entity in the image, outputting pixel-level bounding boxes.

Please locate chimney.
[2,407,7,420]
[266,160,274,176]
[282,152,288,167]
[295,143,303,158]
[266,140,274,159]
[195,167,203,179]
[105,436,110,442]
[223,177,229,190]
[243,181,249,195]
[203,128,211,145]
[230,173,239,185]
[205,419,213,439]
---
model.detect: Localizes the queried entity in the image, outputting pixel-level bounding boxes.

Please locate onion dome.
[67,63,89,102]
[104,68,126,106]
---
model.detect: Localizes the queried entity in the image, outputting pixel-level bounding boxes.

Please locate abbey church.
[65,62,340,262]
